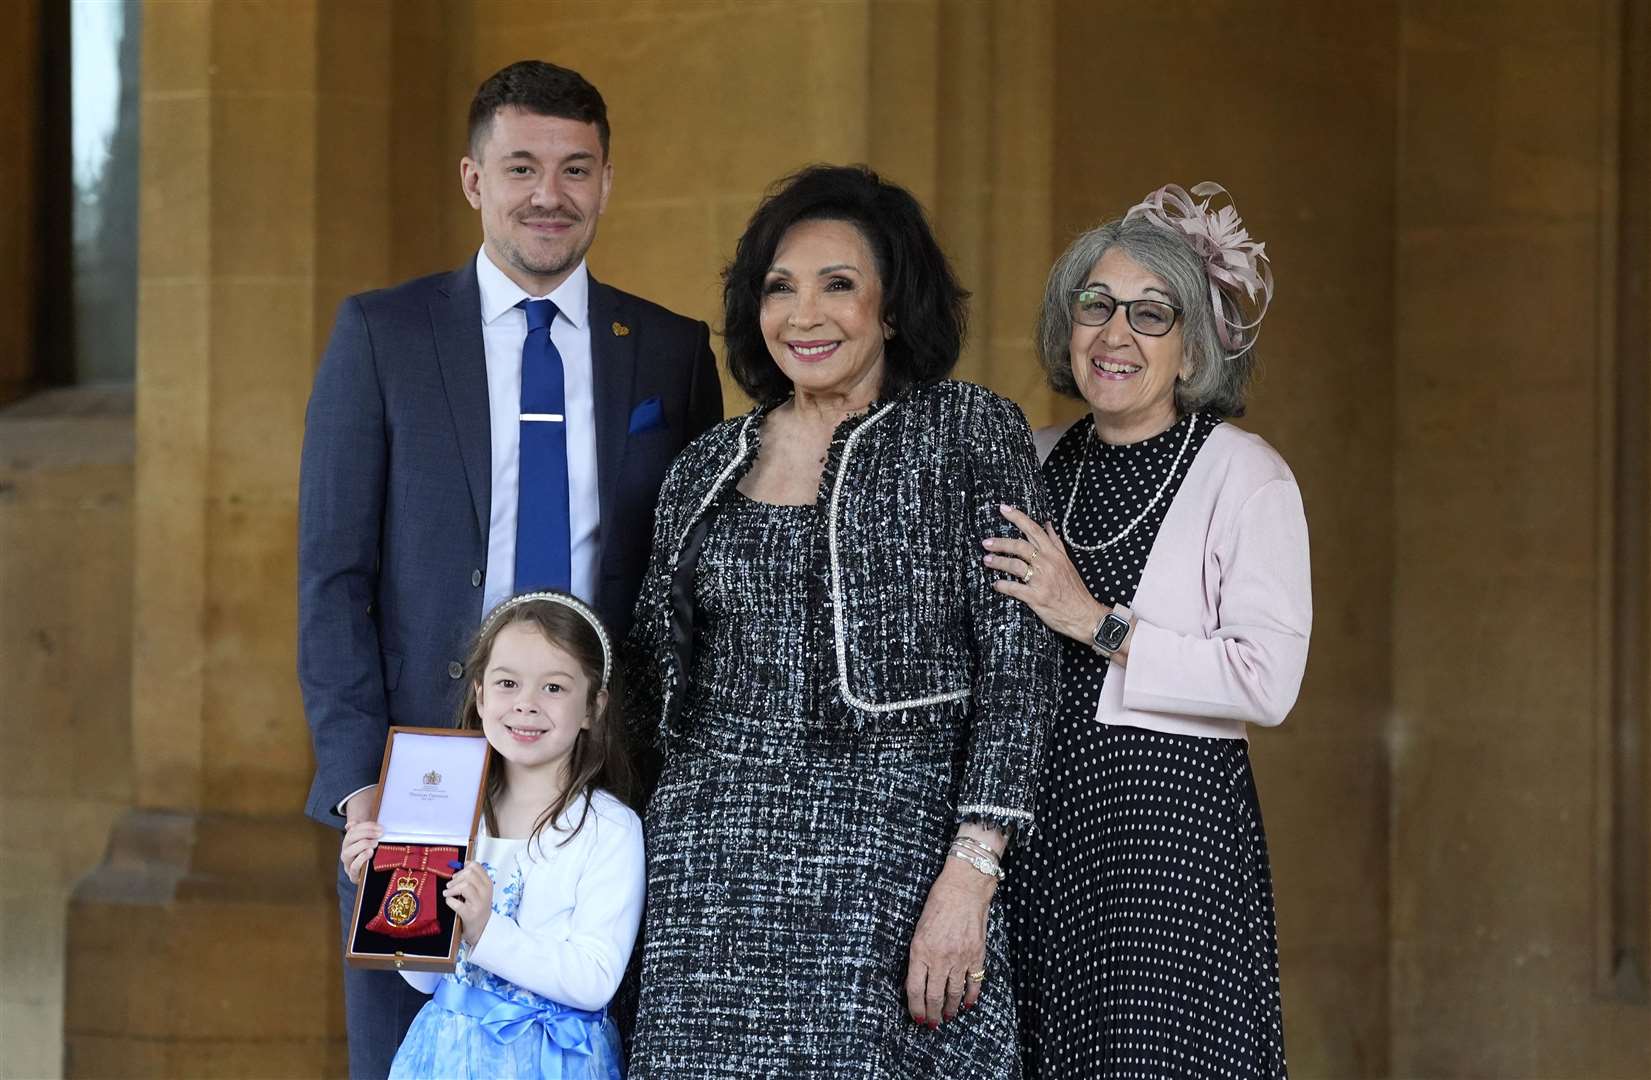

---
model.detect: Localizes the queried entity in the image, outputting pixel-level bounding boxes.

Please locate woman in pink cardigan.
[984,184,1309,1079]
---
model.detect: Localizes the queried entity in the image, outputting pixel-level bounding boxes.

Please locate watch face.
[1097,613,1130,651]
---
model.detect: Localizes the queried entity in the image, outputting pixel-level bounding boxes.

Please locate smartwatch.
[1090,603,1133,657]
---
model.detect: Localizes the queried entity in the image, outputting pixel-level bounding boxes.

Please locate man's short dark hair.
[722,164,969,405]
[467,60,610,158]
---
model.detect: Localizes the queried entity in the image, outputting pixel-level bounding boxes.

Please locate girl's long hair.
[456,596,636,848]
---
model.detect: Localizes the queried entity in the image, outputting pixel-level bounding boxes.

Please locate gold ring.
[966,968,987,982]
[1023,566,1036,583]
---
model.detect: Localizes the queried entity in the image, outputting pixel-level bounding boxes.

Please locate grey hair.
[1035,214,1256,418]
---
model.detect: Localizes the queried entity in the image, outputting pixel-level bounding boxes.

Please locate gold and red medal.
[366,844,462,938]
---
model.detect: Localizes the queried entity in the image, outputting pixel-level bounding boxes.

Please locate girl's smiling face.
[474,622,600,780]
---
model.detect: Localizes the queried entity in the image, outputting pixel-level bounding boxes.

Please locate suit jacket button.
[471,569,482,587]
[448,661,463,679]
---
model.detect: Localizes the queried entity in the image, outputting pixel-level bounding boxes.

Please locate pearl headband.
[479,590,612,691]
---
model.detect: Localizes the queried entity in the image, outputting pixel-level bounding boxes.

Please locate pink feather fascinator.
[1125,182,1274,359]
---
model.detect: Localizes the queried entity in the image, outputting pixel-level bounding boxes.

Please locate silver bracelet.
[947,846,1006,881]
[950,835,1004,863]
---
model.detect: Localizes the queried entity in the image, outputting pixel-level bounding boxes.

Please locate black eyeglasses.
[1069,288,1182,336]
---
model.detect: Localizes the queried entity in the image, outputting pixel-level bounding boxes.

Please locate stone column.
[64,2,395,1074]
[1391,1,1651,1073]
[873,0,1060,421]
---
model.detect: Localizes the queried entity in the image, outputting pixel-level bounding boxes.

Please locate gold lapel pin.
[612,321,630,337]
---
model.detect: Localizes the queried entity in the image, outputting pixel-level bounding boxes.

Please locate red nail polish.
[943,1012,955,1021]
[913,1015,925,1025]
[927,1020,940,1030]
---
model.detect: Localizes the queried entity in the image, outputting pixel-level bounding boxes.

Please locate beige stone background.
[1,0,1647,1077]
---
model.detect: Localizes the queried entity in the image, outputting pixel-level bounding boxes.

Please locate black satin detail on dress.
[665,507,714,735]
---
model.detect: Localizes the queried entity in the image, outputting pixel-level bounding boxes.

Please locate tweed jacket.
[625,379,1058,831]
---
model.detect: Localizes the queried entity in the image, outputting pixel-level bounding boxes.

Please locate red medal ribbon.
[365,844,462,939]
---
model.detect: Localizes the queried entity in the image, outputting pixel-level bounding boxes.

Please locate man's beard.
[510,244,582,279]
[506,213,592,279]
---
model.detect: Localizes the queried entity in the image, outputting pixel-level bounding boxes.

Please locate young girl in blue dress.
[341,591,644,1080]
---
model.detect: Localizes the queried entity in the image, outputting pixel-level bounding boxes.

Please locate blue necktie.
[515,299,571,592]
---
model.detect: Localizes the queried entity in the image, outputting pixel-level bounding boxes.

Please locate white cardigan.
[1037,419,1312,740]
[400,789,645,1011]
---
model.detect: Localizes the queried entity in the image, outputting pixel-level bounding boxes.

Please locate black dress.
[629,490,1020,1079]
[625,382,1056,1079]
[1006,412,1288,1079]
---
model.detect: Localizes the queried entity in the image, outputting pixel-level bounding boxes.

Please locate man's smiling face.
[461,106,612,295]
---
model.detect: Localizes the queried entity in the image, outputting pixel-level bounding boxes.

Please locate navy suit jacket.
[298,262,722,826]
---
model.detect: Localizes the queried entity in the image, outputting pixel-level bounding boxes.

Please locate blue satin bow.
[434,979,605,1079]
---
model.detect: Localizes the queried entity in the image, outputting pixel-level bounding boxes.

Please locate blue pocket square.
[627,396,666,435]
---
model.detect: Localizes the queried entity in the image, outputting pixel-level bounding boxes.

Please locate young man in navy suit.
[297,60,721,1078]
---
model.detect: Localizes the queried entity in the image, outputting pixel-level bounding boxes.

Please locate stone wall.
[1390,2,1651,1075]
[0,1,1643,1076]
[0,389,134,1079]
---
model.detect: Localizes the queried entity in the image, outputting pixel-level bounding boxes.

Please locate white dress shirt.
[334,252,605,818]
[475,246,602,617]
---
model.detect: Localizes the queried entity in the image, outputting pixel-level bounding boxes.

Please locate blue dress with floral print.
[389,836,624,1080]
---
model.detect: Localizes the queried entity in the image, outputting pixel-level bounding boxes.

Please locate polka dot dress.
[1005,412,1287,1079]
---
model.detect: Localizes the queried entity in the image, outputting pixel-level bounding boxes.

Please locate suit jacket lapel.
[588,278,637,538]
[432,263,491,542]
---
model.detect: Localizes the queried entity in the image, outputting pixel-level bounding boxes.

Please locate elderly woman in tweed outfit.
[624,164,1056,1079]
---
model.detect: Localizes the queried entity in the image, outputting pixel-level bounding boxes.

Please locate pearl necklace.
[1061,414,1198,553]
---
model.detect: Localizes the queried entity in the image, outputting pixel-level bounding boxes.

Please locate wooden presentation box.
[346,726,491,973]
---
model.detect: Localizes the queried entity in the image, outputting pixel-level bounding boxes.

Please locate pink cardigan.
[1036,419,1312,741]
